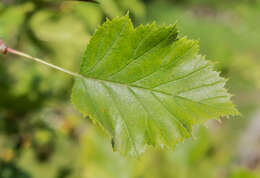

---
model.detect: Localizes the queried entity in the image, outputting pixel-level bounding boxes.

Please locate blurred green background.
[0,0,260,178]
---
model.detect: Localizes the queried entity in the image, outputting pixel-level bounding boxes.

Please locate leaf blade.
[72,15,239,156]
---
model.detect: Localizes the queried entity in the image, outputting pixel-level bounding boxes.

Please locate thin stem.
[6,47,84,78]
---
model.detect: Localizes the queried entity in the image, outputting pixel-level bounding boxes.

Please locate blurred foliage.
[0,0,260,177]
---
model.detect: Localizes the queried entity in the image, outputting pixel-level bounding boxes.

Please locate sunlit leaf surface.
[72,15,239,156]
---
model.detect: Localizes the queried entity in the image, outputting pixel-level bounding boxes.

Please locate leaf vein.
[86,21,128,75]
[152,64,210,89]
[108,31,174,79]
[130,43,196,84]
[176,80,225,95]
[102,82,139,156]
[151,92,190,136]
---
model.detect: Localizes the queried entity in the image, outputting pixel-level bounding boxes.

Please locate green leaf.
[71,15,239,156]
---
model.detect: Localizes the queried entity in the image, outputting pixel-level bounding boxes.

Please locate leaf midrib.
[78,62,215,97]
[77,75,216,104]
[78,75,177,97]
[77,72,232,116]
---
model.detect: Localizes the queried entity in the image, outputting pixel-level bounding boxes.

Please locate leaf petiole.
[0,39,83,78]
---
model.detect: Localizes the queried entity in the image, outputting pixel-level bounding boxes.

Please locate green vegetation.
[0,0,260,177]
[72,15,238,156]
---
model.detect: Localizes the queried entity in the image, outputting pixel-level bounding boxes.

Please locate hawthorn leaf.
[71,15,239,157]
